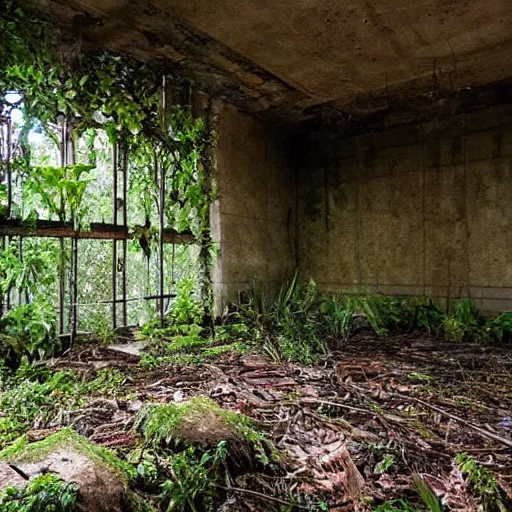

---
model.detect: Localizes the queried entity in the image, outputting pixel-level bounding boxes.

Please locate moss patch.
[0,429,138,512]
[0,428,134,480]
[134,397,272,464]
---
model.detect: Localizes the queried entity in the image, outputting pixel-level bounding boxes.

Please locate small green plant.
[490,312,512,342]
[320,295,357,340]
[443,317,465,342]
[407,372,432,382]
[82,367,126,396]
[360,296,411,335]
[237,275,328,364]
[373,500,420,512]
[445,300,490,342]
[214,322,253,343]
[167,277,203,326]
[0,298,58,365]
[374,454,395,475]
[0,474,79,512]
[160,442,227,512]
[133,454,161,490]
[412,475,443,512]
[412,300,445,335]
[0,366,82,447]
[456,453,508,512]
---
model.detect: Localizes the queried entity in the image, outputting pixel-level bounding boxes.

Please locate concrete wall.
[297,105,512,311]
[211,103,296,314]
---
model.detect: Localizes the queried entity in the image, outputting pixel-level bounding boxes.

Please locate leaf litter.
[11,332,512,510]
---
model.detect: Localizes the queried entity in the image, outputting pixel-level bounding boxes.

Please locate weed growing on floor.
[456,453,509,512]
[82,367,126,396]
[233,275,328,364]
[0,299,58,366]
[0,366,83,447]
[135,315,255,369]
[490,312,512,342]
[231,277,510,363]
[0,474,79,512]
[374,454,395,475]
[321,295,358,340]
[138,339,249,368]
[160,442,227,512]
[412,475,444,512]
[373,500,421,512]
[0,360,133,448]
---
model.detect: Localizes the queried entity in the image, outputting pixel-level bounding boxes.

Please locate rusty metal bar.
[6,118,12,218]
[58,120,66,334]
[0,236,4,316]
[121,147,128,326]
[159,74,167,325]
[70,237,78,342]
[70,128,78,344]
[112,143,118,330]
[6,236,11,312]
[166,242,175,313]
[0,218,195,243]
[18,236,23,306]
[159,164,166,324]
[68,293,176,307]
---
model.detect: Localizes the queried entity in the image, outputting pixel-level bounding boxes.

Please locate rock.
[134,397,266,465]
[174,405,239,446]
[0,429,130,512]
[106,341,149,357]
[137,399,242,447]
[0,462,27,490]
[126,399,144,413]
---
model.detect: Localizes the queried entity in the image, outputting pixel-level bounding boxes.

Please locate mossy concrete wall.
[297,105,512,312]
[211,103,296,314]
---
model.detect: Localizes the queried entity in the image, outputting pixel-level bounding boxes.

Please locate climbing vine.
[0,0,215,348]
[1,2,210,235]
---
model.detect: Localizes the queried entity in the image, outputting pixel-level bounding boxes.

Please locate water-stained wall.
[211,102,296,314]
[297,105,512,311]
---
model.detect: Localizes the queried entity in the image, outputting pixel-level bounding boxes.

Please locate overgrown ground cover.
[0,279,511,511]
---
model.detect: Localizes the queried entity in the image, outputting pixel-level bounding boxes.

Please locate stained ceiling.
[23,0,512,122]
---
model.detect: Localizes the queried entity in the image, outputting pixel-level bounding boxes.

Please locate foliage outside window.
[0,1,213,356]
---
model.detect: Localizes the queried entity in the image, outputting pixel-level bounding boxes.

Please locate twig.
[405,396,512,448]
[215,484,309,509]
[296,397,376,415]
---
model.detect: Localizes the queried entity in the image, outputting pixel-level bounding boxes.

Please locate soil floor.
[38,333,512,510]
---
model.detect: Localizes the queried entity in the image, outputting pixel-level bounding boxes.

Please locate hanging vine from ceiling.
[0,0,211,241]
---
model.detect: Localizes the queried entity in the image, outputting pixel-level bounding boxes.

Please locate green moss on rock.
[0,429,135,512]
[0,428,133,479]
[134,397,272,464]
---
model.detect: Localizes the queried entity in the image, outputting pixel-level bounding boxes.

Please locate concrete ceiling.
[23,0,512,122]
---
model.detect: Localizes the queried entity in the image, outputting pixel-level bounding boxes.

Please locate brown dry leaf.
[321,444,365,497]
[422,469,478,512]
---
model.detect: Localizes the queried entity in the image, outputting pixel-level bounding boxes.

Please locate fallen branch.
[405,396,512,449]
[296,397,376,415]
[215,484,309,509]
